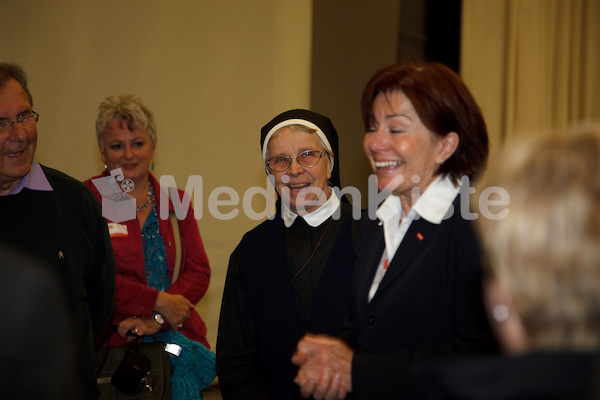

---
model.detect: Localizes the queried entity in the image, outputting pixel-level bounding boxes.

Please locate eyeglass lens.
[268,150,322,171]
[0,112,38,132]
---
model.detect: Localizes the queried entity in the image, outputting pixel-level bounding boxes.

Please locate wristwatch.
[153,312,165,326]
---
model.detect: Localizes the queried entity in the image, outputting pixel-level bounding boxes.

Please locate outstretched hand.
[292,334,354,400]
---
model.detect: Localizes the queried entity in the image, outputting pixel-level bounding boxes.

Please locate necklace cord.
[291,218,333,282]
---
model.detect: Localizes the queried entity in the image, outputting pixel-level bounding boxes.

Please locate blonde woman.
[84,94,214,399]
[400,124,600,399]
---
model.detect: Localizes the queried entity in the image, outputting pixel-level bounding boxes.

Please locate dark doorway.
[397,0,462,73]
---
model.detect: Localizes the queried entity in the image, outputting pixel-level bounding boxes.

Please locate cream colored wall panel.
[461,0,508,159]
[0,0,312,349]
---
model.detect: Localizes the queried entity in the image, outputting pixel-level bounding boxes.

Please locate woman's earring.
[104,164,109,172]
[151,160,155,171]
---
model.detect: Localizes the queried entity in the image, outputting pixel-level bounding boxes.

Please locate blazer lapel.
[355,218,385,305]
[375,217,438,296]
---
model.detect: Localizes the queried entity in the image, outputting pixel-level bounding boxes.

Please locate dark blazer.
[0,166,115,399]
[0,245,78,400]
[217,205,358,400]
[342,195,498,399]
[401,351,600,400]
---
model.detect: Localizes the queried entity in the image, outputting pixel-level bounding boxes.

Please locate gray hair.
[95,94,156,151]
[0,63,33,106]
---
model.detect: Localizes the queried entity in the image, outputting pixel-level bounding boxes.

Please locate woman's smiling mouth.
[288,183,311,191]
[374,160,403,168]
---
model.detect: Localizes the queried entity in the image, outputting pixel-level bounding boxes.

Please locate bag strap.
[95,324,118,376]
[170,210,182,283]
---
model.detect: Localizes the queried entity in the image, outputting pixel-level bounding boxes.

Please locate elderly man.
[0,62,115,399]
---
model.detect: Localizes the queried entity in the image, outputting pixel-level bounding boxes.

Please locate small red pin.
[416,232,424,241]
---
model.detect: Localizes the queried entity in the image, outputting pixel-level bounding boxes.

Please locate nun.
[216,109,358,400]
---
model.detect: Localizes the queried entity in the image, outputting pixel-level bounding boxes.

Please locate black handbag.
[95,340,171,400]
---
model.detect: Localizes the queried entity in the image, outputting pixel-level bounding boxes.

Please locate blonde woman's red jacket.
[84,172,211,348]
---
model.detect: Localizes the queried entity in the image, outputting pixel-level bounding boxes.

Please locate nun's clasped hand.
[292,334,353,400]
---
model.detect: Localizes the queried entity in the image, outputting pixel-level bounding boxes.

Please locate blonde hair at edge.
[95,94,157,151]
[267,124,334,171]
[477,124,600,351]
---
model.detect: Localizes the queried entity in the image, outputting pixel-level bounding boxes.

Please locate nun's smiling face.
[266,127,331,215]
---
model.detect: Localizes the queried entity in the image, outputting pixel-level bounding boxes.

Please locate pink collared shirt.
[7,160,54,195]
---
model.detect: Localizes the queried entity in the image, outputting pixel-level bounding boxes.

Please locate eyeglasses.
[266,150,327,172]
[0,111,39,133]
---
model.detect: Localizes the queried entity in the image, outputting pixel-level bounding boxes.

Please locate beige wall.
[1,0,312,348]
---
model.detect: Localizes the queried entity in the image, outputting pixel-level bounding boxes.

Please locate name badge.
[108,223,128,238]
